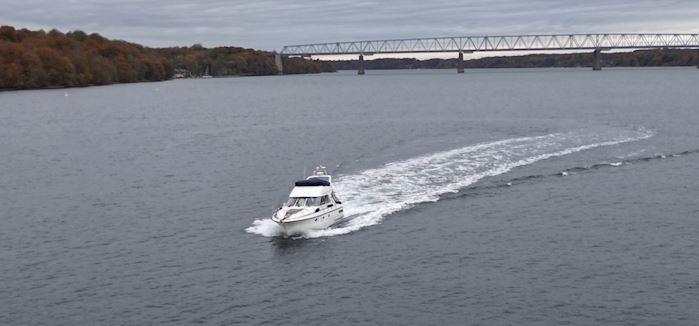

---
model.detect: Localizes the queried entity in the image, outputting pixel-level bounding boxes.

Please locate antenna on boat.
[303,165,306,179]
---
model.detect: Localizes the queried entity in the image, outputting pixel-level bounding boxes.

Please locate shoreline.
[0,71,334,92]
[4,65,697,92]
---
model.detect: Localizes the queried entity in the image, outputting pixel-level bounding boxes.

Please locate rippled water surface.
[2,68,699,325]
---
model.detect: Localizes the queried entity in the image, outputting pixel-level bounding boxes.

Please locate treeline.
[156,45,334,76]
[0,26,172,89]
[282,56,336,75]
[0,26,335,90]
[331,49,699,70]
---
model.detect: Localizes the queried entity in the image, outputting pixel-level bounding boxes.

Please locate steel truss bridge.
[277,33,699,74]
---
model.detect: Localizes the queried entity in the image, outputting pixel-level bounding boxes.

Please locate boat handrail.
[309,165,331,183]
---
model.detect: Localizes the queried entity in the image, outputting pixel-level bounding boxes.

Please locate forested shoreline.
[157,46,334,77]
[4,25,698,90]
[0,26,334,90]
[331,49,699,70]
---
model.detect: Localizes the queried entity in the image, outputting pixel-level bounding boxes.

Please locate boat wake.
[442,148,699,200]
[246,127,654,239]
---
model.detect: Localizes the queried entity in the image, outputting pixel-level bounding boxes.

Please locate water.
[1,68,698,325]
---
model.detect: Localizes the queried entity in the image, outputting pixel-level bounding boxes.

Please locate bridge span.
[277,33,699,74]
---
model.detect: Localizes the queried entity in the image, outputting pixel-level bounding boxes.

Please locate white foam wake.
[246,127,653,238]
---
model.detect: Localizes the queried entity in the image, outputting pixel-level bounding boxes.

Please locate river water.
[1,68,698,325]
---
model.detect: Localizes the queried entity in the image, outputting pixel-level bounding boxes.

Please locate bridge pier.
[593,48,602,71]
[457,51,464,73]
[274,52,283,75]
[358,54,365,75]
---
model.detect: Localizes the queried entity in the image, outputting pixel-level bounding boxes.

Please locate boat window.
[285,198,300,207]
[285,197,321,207]
[285,198,304,207]
[321,195,330,205]
[307,197,320,206]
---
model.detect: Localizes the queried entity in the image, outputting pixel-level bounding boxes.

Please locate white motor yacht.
[271,166,344,235]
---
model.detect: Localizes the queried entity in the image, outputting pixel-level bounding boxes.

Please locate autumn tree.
[0,25,334,89]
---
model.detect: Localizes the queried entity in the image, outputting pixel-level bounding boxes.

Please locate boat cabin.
[285,168,341,208]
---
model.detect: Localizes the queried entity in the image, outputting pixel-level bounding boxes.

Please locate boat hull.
[276,207,344,236]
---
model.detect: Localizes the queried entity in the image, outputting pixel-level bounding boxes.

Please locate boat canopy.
[295,178,330,187]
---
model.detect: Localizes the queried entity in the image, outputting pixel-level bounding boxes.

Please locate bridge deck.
[281,34,699,56]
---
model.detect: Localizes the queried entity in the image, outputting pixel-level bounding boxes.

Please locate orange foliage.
[0,25,335,89]
[0,26,172,89]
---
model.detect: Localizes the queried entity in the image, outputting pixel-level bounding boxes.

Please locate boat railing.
[309,165,331,183]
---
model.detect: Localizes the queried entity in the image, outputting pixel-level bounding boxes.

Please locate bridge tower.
[457,51,464,73]
[593,48,602,71]
[358,54,365,75]
[274,52,284,75]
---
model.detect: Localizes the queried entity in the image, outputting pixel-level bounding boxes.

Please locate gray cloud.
[1,0,698,51]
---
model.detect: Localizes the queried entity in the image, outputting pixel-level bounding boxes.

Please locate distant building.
[173,68,193,79]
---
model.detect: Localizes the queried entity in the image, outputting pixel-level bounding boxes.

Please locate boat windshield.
[285,197,321,207]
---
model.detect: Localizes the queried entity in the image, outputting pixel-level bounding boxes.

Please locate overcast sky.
[2,0,699,52]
